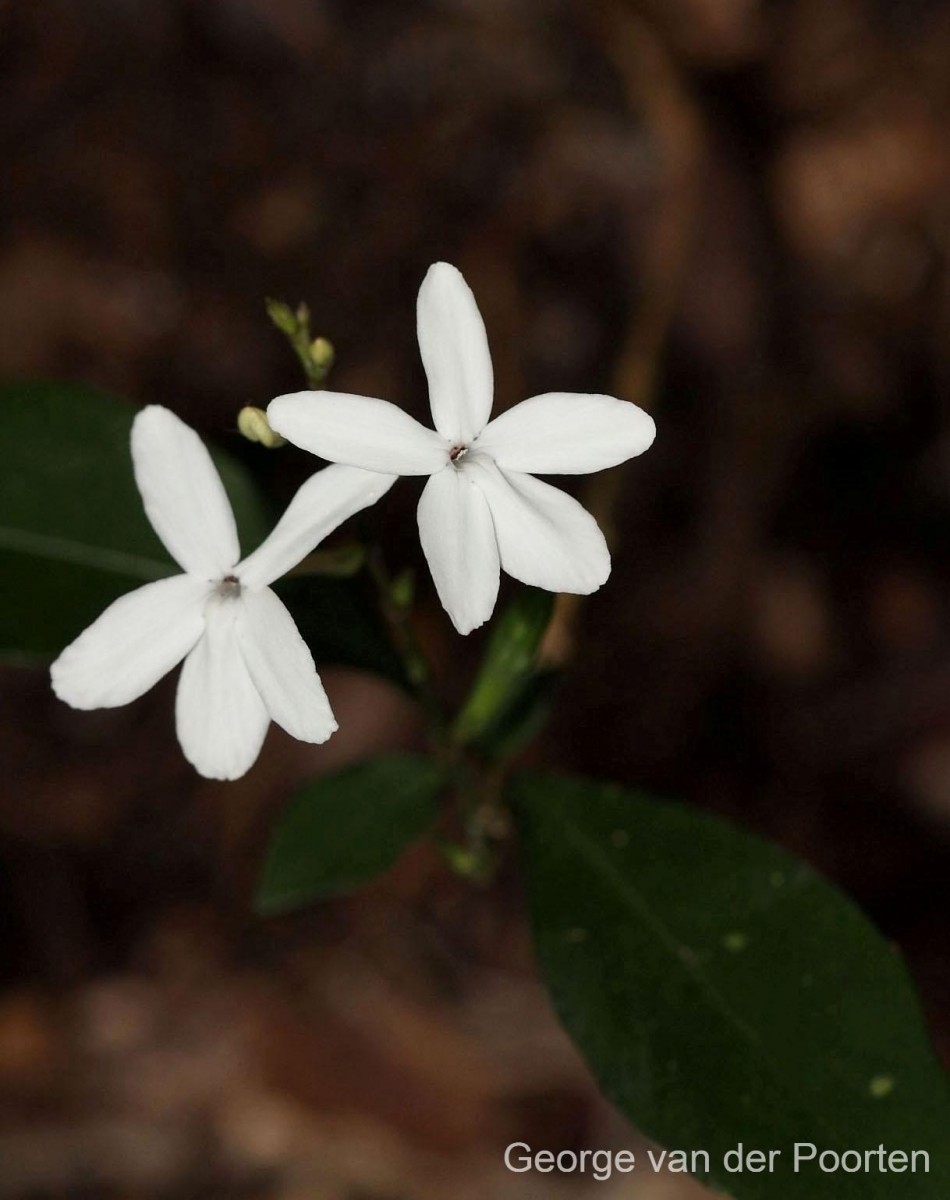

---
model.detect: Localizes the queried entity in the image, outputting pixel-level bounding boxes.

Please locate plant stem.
[364,545,448,747]
[363,547,513,881]
[268,296,514,882]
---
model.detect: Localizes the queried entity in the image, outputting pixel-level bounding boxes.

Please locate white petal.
[237,586,337,743]
[417,262,493,444]
[469,461,610,594]
[238,464,397,589]
[175,596,269,781]
[132,406,240,576]
[267,391,447,475]
[51,574,209,709]
[476,392,656,474]
[417,465,500,635]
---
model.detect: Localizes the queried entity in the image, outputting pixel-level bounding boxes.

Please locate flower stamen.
[449,444,468,464]
[217,574,242,598]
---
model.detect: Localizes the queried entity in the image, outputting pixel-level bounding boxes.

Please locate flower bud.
[442,842,483,879]
[237,405,285,448]
[390,568,415,610]
[264,298,298,337]
[309,336,335,374]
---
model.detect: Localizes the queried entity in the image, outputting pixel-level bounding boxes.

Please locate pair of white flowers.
[52,263,655,779]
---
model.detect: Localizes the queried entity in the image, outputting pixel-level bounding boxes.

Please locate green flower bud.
[309,336,335,373]
[237,405,285,448]
[390,568,415,610]
[442,842,483,879]
[265,298,298,337]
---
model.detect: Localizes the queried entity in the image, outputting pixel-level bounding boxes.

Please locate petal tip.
[311,717,339,745]
[196,761,246,783]
[48,659,80,708]
[264,394,291,435]
[180,739,261,782]
[424,260,463,283]
[132,404,181,437]
[605,398,657,459]
[418,261,474,308]
[449,609,490,637]
[49,649,117,711]
[636,408,658,452]
[580,551,612,595]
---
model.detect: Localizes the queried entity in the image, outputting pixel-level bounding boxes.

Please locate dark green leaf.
[256,754,443,914]
[512,771,950,1198]
[0,382,271,660]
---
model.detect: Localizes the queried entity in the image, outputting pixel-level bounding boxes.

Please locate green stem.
[293,335,330,390]
[265,298,334,389]
[362,547,510,881]
[364,546,448,747]
[266,298,513,884]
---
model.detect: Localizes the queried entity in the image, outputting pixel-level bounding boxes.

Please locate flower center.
[216,574,242,599]
[449,444,469,465]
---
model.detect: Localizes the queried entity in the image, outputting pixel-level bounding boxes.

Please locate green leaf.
[453,587,554,749]
[256,754,443,914]
[0,382,271,661]
[511,771,950,1198]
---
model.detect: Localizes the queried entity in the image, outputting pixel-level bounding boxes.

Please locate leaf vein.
[0,525,174,580]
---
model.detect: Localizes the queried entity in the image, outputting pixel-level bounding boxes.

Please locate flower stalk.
[265,298,335,390]
[261,264,656,881]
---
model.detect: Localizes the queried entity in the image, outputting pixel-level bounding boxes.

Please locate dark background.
[1,0,949,1195]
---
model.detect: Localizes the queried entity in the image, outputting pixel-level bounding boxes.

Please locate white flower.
[267,262,656,635]
[51,406,395,780]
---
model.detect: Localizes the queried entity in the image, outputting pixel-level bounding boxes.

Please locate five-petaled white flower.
[267,262,656,635]
[51,406,394,780]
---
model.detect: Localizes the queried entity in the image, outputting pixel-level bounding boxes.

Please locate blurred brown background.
[2,0,950,1195]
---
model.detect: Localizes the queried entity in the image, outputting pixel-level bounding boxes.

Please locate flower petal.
[238,464,397,589]
[50,574,209,709]
[476,392,656,474]
[417,262,493,444]
[175,596,269,780]
[267,392,447,475]
[469,461,610,594]
[417,465,500,635]
[132,406,240,576]
[237,586,337,743]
